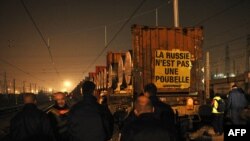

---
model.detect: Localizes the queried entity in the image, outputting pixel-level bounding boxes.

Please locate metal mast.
[173,0,180,27]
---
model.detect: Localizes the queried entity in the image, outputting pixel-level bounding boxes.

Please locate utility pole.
[30,83,32,93]
[4,72,7,94]
[13,79,17,104]
[34,83,37,94]
[233,59,236,75]
[225,45,230,77]
[23,81,26,93]
[205,52,210,103]
[155,8,158,26]
[105,26,107,47]
[13,79,16,94]
[173,0,179,27]
[215,61,218,77]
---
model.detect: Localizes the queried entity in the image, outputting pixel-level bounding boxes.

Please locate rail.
[42,104,54,112]
[0,105,24,116]
[0,102,54,118]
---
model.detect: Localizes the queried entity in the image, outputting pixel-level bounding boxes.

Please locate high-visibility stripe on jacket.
[212,96,223,114]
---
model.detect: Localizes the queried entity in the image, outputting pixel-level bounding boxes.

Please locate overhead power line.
[82,0,148,75]
[20,0,61,78]
[206,21,249,41]
[0,58,44,82]
[195,0,246,25]
[51,0,170,39]
[206,35,245,50]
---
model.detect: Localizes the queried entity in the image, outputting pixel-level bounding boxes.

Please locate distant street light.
[64,81,72,87]
[48,88,53,93]
[62,80,72,93]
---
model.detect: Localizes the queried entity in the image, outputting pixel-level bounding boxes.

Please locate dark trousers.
[212,113,223,134]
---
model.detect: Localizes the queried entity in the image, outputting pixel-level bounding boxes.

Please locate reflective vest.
[212,96,223,114]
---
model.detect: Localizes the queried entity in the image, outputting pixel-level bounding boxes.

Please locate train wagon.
[73,24,205,115]
[131,25,204,115]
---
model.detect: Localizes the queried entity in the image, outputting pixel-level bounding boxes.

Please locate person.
[143,83,176,131]
[113,106,128,130]
[211,94,224,135]
[47,92,69,141]
[227,84,248,125]
[9,93,55,141]
[68,81,114,141]
[121,95,171,141]
[121,93,144,131]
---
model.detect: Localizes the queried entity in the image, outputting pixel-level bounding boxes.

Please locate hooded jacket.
[68,94,114,141]
[10,103,55,141]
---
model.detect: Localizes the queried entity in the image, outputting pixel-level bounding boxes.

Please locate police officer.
[211,93,224,135]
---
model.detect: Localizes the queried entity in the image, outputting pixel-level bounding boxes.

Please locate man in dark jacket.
[10,93,55,141]
[144,83,176,132]
[68,81,114,141]
[227,84,248,125]
[48,92,69,141]
[121,95,171,141]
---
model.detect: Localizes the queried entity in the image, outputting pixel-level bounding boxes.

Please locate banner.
[154,50,192,89]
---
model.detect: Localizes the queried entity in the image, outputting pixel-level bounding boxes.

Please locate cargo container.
[131,24,204,107]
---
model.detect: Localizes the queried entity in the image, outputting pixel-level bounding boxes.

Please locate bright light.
[214,73,227,79]
[218,73,224,77]
[230,73,236,77]
[15,90,20,94]
[48,88,53,92]
[64,81,72,87]
[31,89,34,93]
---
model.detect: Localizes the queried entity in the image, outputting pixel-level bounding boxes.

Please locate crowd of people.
[211,84,249,134]
[4,81,249,141]
[188,84,249,140]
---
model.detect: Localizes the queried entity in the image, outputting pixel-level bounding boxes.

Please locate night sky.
[0,0,249,92]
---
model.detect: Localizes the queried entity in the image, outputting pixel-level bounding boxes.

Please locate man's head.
[23,93,36,104]
[134,95,154,116]
[82,81,96,96]
[232,84,238,89]
[53,92,66,107]
[144,83,157,98]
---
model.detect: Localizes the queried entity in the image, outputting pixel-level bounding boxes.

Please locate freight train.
[71,24,204,115]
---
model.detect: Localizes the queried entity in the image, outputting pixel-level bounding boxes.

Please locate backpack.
[213,99,225,112]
